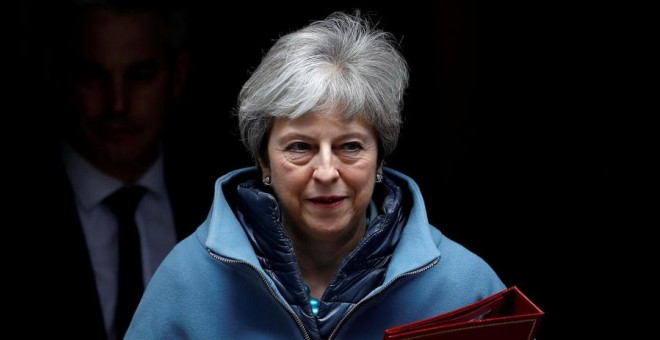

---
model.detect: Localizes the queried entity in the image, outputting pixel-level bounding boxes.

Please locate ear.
[377,162,384,175]
[172,52,191,99]
[258,158,270,177]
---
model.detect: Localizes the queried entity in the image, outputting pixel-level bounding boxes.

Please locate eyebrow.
[128,58,161,70]
[274,130,373,142]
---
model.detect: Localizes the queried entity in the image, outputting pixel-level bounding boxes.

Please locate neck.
[292,221,367,299]
[296,252,340,299]
[73,142,159,183]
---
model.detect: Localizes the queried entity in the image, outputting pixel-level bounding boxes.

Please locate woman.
[126,11,505,339]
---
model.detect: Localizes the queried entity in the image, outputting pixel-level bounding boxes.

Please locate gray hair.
[237,11,409,163]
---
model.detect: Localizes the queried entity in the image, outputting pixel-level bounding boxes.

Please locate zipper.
[327,258,439,340]
[207,249,312,340]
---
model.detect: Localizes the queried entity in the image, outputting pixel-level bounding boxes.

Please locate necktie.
[103,185,147,338]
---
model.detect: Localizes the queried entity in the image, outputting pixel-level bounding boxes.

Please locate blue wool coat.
[126,166,505,339]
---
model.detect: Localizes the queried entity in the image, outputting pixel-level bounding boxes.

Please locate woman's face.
[261,109,381,244]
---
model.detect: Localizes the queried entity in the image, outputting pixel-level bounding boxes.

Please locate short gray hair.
[237,11,409,163]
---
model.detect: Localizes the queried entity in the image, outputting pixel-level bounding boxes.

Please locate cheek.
[269,161,310,204]
[272,165,308,193]
[345,160,378,184]
[75,88,105,117]
[353,175,375,198]
[131,85,171,112]
[345,166,377,200]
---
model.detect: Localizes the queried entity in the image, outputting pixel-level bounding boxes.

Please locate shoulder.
[127,225,224,337]
[149,227,212,285]
[438,234,497,275]
[428,231,505,296]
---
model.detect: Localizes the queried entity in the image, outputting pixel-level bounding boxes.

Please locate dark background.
[11,1,638,338]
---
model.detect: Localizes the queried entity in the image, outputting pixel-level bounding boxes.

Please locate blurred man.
[19,1,222,339]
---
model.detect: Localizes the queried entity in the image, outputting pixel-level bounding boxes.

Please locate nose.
[109,75,127,115]
[312,144,339,183]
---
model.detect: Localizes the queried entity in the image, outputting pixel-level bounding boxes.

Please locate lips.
[94,121,141,138]
[307,195,348,209]
[104,121,140,132]
[309,196,344,204]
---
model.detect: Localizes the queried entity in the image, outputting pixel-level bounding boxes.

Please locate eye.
[286,142,311,152]
[127,60,159,81]
[341,141,363,152]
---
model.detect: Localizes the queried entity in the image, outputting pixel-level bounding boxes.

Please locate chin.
[308,220,357,239]
[95,143,148,165]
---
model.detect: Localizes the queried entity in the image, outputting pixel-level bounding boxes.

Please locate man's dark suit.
[16,142,222,339]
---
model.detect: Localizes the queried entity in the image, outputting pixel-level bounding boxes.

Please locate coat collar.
[203,166,443,284]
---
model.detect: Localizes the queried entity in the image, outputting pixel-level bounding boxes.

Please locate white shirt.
[61,143,177,339]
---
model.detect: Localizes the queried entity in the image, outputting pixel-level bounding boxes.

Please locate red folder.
[383,286,544,340]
